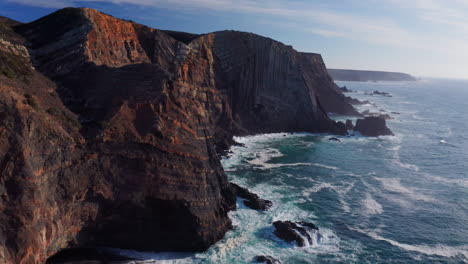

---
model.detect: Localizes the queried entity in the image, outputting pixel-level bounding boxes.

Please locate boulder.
[272,221,319,247]
[370,90,392,97]
[229,183,273,210]
[345,119,354,130]
[254,255,282,264]
[354,116,394,136]
[339,86,352,93]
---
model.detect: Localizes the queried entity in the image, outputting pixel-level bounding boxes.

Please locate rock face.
[368,90,392,97]
[227,183,272,210]
[354,116,394,136]
[328,69,417,82]
[254,255,282,264]
[300,53,360,116]
[345,119,354,130]
[272,221,319,247]
[0,8,357,263]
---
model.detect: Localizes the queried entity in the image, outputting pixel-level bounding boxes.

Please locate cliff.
[0,8,356,263]
[328,69,417,82]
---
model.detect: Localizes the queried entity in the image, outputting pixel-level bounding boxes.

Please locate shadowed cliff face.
[0,8,356,263]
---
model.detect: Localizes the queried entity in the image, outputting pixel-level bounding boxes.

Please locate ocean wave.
[246,147,339,171]
[354,228,468,259]
[422,173,468,188]
[362,193,384,215]
[302,181,354,213]
[233,132,310,146]
[302,182,334,197]
[111,249,197,264]
[375,177,436,202]
[389,144,420,172]
[395,161,420,171]
[248,148,284,167]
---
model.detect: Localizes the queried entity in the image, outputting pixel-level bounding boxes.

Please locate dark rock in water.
[339,86,352,93]
[370,90,392,97]
[345,119,354,130]
[273,221,306,246]
[254,255,282,264]
[229,183,272,210]
[377,114,393,120]
[391,111,400,115]
[328,137,341,142]
[298,221,319,230]
[354,116,394,137]
[273,221,319,247]
[336,121,348,135]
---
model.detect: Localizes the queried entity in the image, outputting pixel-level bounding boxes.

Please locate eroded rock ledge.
[0,8,357,263]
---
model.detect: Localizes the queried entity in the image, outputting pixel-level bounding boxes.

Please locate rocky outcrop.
[227,183,272,210]
[0,8,358,263]
[367,90,392,97]
[254,255,282,264]
[272,221,319,247]
[345,119,354,130]
[339,86,352,93]
[354,116,394,136]
[328,69,417,82]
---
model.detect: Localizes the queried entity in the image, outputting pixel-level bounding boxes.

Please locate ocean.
[122,78,468,263]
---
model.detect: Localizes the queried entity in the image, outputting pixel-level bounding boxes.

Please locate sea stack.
[354,116,394,136]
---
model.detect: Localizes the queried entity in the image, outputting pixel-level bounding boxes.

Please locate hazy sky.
[1,0,467,79]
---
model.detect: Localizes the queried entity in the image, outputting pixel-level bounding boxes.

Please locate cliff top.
[328,68,417,82]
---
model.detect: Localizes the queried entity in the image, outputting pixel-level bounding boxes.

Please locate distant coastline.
[328,69,417,82]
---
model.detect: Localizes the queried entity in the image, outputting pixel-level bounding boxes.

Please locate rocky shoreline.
[0,8,393,264]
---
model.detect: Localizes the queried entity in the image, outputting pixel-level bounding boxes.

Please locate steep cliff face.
[209,32,354,133]
[300,53,360,116]
[0,8,356,263]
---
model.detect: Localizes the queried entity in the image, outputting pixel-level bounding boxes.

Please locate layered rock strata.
[0,8,357,263]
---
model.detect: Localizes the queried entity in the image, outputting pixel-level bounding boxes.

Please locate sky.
[1,0,467,79]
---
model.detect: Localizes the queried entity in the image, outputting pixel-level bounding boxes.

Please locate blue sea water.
[122,78,468,263]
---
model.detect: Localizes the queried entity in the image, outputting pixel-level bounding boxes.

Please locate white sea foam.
[389,144,420,172]
[375,177,436,202]
[396,161,420,171]
[353,228,468,259]
[422,173,468,188]
[246,147,339,171]
[233,132,310,146]
[112,249,197,264]
[362,193,384,215]
[302,183,334,197]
